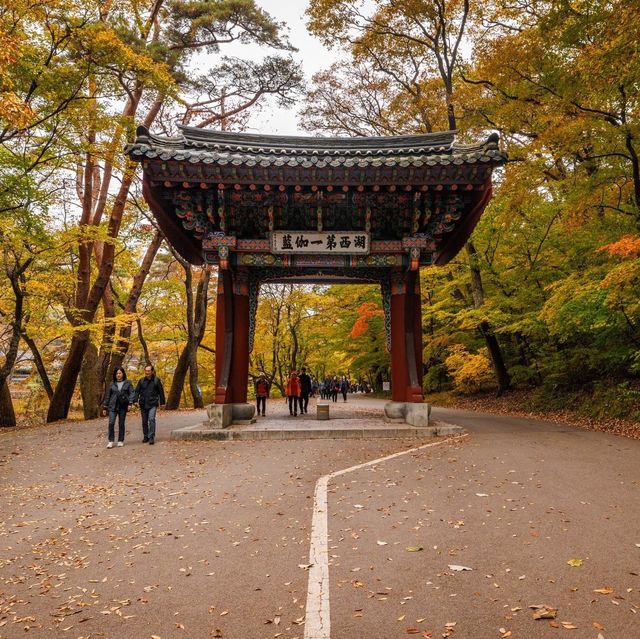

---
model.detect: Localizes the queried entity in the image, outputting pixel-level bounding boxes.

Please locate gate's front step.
[171,422,464,441]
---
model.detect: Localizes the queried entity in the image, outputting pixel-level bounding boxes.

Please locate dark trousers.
[342,390,348,402]
[300,393,309,413]
[288,396,298,415]
[141,405,157,440]
[256,396,266,415]
[108,408,127,442]
[331,390,338,402]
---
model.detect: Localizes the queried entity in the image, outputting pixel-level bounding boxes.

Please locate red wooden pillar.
[390,271,424,403]
[214,269,233,404]
[408,271,424,402]
[390,272,409,402]
[229,269,250,403]
[214,268,251,404]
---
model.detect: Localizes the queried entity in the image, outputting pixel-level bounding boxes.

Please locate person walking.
[331,376,339,403]
[102,367,135,448]
[299,367,312,415]
[285,370,301,416]
[255,374,270,416]
[134,364,166,445]
[340,376,349,402]
[323,376,331,400]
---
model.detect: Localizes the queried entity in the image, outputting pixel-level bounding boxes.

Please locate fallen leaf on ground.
[406,546,424,552]
[448,565,472,571]
[530,605,558,620]
[377,541,388,546]
[594,587,614,594]
[567,559,583,567]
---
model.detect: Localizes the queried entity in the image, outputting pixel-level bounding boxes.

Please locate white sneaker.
[117,441,124,447]
[106,441,114,449]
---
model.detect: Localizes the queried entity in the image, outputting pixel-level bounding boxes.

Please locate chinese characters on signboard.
[271,231,370,254]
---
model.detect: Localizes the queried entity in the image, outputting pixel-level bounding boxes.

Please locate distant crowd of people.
[253,370,372,417]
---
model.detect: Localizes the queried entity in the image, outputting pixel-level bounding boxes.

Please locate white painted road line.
[303,435,467,639]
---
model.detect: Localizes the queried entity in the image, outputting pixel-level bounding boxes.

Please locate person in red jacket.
[255,374,270,416]
[285,371,301,416]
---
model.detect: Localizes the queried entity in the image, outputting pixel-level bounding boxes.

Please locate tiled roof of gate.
[126,125,507,169]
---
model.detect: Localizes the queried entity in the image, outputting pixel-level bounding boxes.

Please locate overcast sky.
[203,0,346,135]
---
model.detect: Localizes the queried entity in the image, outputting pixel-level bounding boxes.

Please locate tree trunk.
[466,241,511,395]
[165,344,191,410]
[47,96,144,423]
[85,288,117,419]
[20,329,54,400]
[164,258,211,410]
[0,259,30,389]
[0,379,16,427]
[479,321,512,395]
[375,369,384,393]
[80,341,100,419]
[136,318,152,366]
[47,330,90,422]
[188,345,204,408]
[106,230,164,375]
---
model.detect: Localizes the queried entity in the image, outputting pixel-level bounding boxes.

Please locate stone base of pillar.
[383,401,431,427]
[405,402,431,428]
[383,401,407,423]
[231,402,257,425]
[205,403,256,428]
[206,403,233,428]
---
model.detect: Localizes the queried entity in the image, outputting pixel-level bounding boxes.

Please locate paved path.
[0,398,638,638]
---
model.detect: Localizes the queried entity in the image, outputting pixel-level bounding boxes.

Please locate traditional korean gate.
[127,127,505,426]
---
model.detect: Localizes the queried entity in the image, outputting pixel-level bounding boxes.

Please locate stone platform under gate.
[170,397,464,441]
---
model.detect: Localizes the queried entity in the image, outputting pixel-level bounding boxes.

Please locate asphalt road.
[0,398,638,639]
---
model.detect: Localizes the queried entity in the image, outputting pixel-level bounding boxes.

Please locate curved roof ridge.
[126,126,507,165]
[176,124,457,151]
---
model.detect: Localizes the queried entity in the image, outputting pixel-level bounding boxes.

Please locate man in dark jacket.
[134,364,166,445]
[298,367,312,415]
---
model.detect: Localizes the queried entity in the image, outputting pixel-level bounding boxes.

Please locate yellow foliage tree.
[444,344,494,394]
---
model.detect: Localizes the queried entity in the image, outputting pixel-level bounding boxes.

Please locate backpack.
[256,381,268,396]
